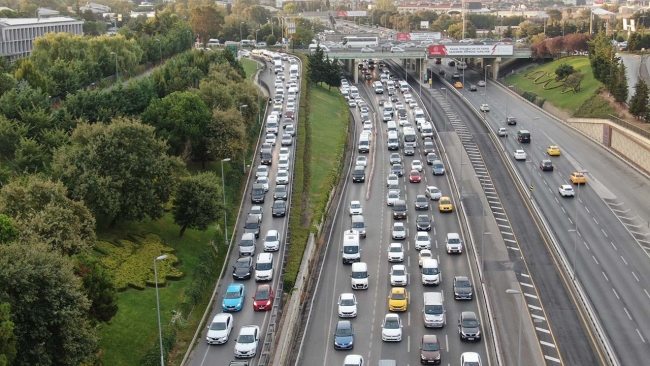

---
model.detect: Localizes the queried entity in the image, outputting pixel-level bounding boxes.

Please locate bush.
[574,94,617,118]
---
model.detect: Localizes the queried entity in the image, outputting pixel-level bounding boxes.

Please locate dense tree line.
[307,47,343,90]
[589,33,628,104]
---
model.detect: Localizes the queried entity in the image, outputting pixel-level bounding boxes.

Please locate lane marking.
[612,288,620,299]
[540,340,556,348]
[638,329,647,343]
[531,314,546,321]
[536,327,551,334]
[632,271,639,281]
[528,304,542,311]
[520,282,534,288]
[521,273,530,278]
[602,272,609,282]
[545,355,561,363]
[621,256,628,265]
[524,293,538,299]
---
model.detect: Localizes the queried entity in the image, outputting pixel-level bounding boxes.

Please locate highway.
[435,60,650,365]
[186,57,300,366]
[297,66,490,365]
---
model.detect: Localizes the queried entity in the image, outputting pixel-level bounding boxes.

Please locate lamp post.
[155,38,162,65]
[154,254,168,366]
[239,105,248,172]
[221,158,231,247]
[484,65,491,106]
[525,157,534,198]
[506,289,523,366]
[571,169,588,281]
[110,51,118,81]
[240,22,245,42]
[186,30,192,49]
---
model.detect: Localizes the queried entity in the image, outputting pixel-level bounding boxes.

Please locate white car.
[480,104,490,112]
[498,127,508,136]
[425,186,442,200]
[265,133,276,145]
[233,325,260,358]
[255,176,269,192]
[363,122,372,132]
[395,102,404,109]
[279,147,290,161]
[408,100,418,108]
[263,229,280,251]
[386,190,400,206]
[392,222,406,240]
[415,232,431,250]
[559,185,575,197]
[274,80,283,88]
[390,46,405,53]
[398,116,408,126]
[461,352,483,366]
[418,249,433,267]
[276,169,290,185]
[337,293,358,318]
[285,125,296,136]
[349,200,363,215]
[206,313,233,344]
[285,102,296,113]
[381,314,403,341]
[387,174,399,187]
[356,156,367,167]
[477,80,486,87]
[348,99,357,107]
[411,160,423,172]
[278,158,290,170]
[513,150,527,160]
[255,165,269,178]
[388,243,405,262]
[390,264,408,286]
[404,93,413,100]
[361,47,375,53]
[459,38,473,43]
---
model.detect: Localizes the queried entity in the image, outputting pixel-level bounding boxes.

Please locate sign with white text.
[420,21,429,29]
[397,32,441,41]
[337,11,367,17]
[428,44,514,56]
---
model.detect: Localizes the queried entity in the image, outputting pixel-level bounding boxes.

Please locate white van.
[386,80,395,90]
[207,39,220,47]
[421,258,441,285]
[266,120,278,135]
[387,130,399,150]
[398,80,409,92]
[373,81,384,94]
[358,133,370,153]
[414,109,425,121]
[445,233,463,254]
[343,355,364,366]
[274,60,283,74]
[341,230,361,264]
[350,262,369,290]
[289,64,299,78]
[423,292,446,328]
[255,253,274,281]
[386,121,397,133]
[238,232,256,257]
[421,122,434,139]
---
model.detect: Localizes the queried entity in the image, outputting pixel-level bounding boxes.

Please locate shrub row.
[574,94,618,119]
[140,328,176,366]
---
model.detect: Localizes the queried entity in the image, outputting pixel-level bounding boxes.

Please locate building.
[0,17,84,59]
[79,2,111,14]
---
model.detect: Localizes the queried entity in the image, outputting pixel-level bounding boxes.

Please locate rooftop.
[0,17,82,26]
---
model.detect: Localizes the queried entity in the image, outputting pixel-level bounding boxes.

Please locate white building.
[0,17,84,59]
[79,2,111,14]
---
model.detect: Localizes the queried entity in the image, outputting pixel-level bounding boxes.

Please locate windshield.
[245,222,258,229]
[462,318,479,327]
[265,235,277,242]
[351,203,361,208]
[417,217,429,223]
[235,260,250,268]
[391,292,406,300]
[394,205,406,212]
[335,326,353,337]
[343,246,359,254]
[393,226,405,232]
[276,186,286,193]
[237,334,254,343]
[423,267,439,275]
[417,234,429,241]
[434,163,443,169]
[392,269,405,276]
[384,319,400,329]
[256,262,272,271]
[351,271,367,279]
[352,222,364,228]
[448,238,460,244]
[340,298,355,306]
[240,240,253,247]
[225,290,241,299]
[252,188,264,195]
[423,341,440,351]
[457,280,471,288]
[255,289,270,300]
[390,246,401,252]
[209,321,227,331]
[424,304,443,315]
[274,202,285,209]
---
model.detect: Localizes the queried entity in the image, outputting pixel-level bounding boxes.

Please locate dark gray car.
[251,183,266,204]
[431,160,445,175]
[453,276,473,300]
[391,164,404,177]
[423,141,435,155]
[416,214,432,231]
[352,166,365,183]
[274,185,288,200]
[232,256,253,280]
[415,195,429,210]
[458,311,481,341]
[244,214,261,238]
[272,200,286,217]
[426,153,438,165]
[404,145,415,156]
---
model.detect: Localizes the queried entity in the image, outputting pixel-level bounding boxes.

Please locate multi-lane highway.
[186,56,301,366]
[434,60,650,365]
[297,65,491,365]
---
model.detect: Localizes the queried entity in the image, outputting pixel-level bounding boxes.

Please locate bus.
[342,36,379,49]
[403,127,417,148]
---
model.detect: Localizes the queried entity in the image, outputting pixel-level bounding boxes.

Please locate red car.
[284,111,295,121]
[409,170,421,183]
[253,284,274,311]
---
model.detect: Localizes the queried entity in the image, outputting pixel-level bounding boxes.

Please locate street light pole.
[110,51,118,81]
[571,169,588,280]
[484,65,491,106]
[156,38,162,65]
[240,22,245,42]
[239,105,248,173]
[506,289,523,366]
[154,254,168,366]
[221,158,231,247]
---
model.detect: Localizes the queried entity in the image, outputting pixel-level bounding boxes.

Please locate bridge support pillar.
[353,59,359,83]
[482,58,501,80]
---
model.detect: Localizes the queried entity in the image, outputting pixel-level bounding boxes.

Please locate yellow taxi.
[454,81,463,88]
[570,172,587,184]
[438,196,453,212]
[388,287,408,312]
[547,145,561,156]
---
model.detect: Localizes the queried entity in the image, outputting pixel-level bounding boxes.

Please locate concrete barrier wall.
[611,130,650,173]
[570,121,604,142]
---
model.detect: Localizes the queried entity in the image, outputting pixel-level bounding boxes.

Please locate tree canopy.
[172,172,223,237]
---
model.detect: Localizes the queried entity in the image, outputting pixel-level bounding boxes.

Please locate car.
[279,148,290,161]
[252,284,274,311]
[391,222,406,240]
[426,152,438,165]
[386,190,401,206]
[387,288,408,312]
[333,320,355,350]
[343,355,365,366]
[388,243,405,262]
[281,134,293,146]
[479,104,490,112]
[255,165,269,178]
[381,313,403,341]
[361,47,375,53]
[498,127,508,136]
[438,197,453,212]
[243,214,261,238]
[513,149,527,160]
[390,264,408,286]
[348,99,357,107]
[255,176,269,192]
[276,169,289,185]
[469,84,477,91]
[206,313,234,345]
[559,185,575,197]
[391,95,399,102]
[222,283,246,312]
[409,170,422,183]
[233,325,260,358]
[416,214,432,231]
[264,133,276,145]
[259,142,272,154]
[453,276,473,300]
[540,159,554,171]
[445,233,463,254]
[431,160,445,175]
[391,164,404,177]
[478,80,486,87]
[423,140,436,155]
[425,186,442,200]
[402,144,414,156]
[395,101,404,109]
[348,200,363,215]
[415,231,432,250]
[461,352,482,366]
[273,185,288,201]
[413,194,428,210]
[418,249,433,267]
[454,81,463,88]
[398,116,409,126]
[390,46,405,53]
[232,257,254,280]
[249,205,263,222]
[263,230,280,252]
[547,145,561,156]
[386,174,399,187]
[439,69,446,76]
[458,311,482,341]
[272,200,286,216]
[452,72,460,79]
[355,156,367,167]
[389,153,402,165]
[338,293,358,318]
[277,158,290,170]
[420,334,442,364]
[506,116,517,125]
[569,172,587,184]
[378,98,386,106]
[411,160,423,172]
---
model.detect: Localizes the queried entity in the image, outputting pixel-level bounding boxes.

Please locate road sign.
[287,22,296,35]
[428,44,514,57]
[337,11,367,17]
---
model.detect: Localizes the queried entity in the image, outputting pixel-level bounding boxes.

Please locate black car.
[426,153,438,165]
[391,95,399,102]
[232,257,254,280]
[391,164,404,177]
[458,311,481,341]
[416,214,432,231]
[423,141,436,155]
[469,84,477,91]
[379,99,386,106]
[453,276,473,300]
[540,159,554,171]
[352,166,366,183]
[452,72,460,79]
[439,69,445,76]
[244,214,261,238]
[404,145,415,156]
[272,200,286,217]
[415,195,429,210]
[274,184,288,200]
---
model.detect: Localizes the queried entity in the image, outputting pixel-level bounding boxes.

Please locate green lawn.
[505,56,603,112]
[308,86,349,213]
[241,58,260,80]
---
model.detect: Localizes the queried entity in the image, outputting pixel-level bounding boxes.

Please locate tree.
[266,34,277,46]
[12,137,49,174]
[0,302,16,366]
[564,71,584,93]
[189,5,225,46]
[546,36,564,57]
[324,57,343,91]
[629,79,649,119]
[0,242,97,365]
[0,116,28,158]
[172,172,223,238]
[307,46,327,84]
[555,63,575,81]
[0,215,17,245]
[192,109,247,168]
[13,59,48,92]
[611,61,628,104]
[0,177,96,256]
[447,21,476,39]
[73,255,118,323]
[283,2,297,14]
[52,118,185,226]
[516,21,541,39]
[546,9,563,22]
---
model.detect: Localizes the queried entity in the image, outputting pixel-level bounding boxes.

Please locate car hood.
[234,267,251,275]
[339,305,356,313]
[334,334,354,344]
[455,287,472,294]
[382,328,401,336]
[235,341,257,353]
[461,325,480,334]
[417,222,430,228]
[390,298,407,307]
[223,298,243,306]
[391,275,407,282]
[422,349,441,360]
[207,328,228,339]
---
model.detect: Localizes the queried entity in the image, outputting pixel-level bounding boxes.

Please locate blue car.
[333,320,354,350]
[222,283,245,312]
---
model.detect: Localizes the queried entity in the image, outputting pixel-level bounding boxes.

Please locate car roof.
[240,325,259,335]
[340,293,355,300]
[391,287,406,294]
[266,229,278,236]
[461,352,481,361]
[455,276,469,281]
[461,311,477,319]
[213,313,231,322]
[227,283,243,291]
[392,264,405,270]
[390,243,402,247]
